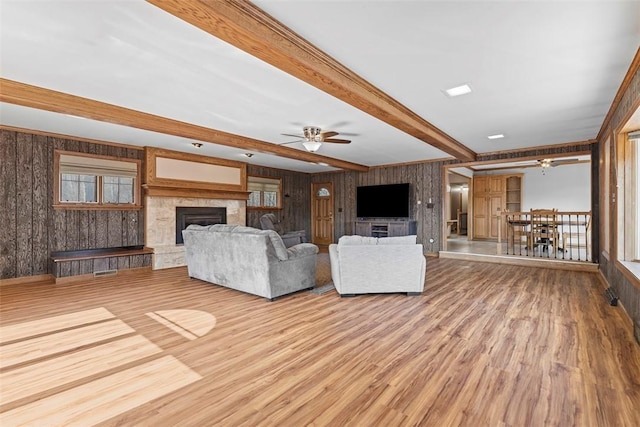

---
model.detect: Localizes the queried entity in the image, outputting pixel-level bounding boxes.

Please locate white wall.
[521,163,591,211]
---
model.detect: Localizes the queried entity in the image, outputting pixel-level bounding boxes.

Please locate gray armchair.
[259,213,306,248]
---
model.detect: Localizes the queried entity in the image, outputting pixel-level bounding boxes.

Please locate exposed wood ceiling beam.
[146,0,477,162]
[0,79,369,172]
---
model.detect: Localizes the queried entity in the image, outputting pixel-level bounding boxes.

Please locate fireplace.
[176,207,226,244]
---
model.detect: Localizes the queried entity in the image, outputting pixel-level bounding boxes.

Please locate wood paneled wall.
[246,165,312,235]
[0,130,144,280]
[597,59,640,331]
[312,161,445,252]
[1,129,602,280]
[247,145,596,254]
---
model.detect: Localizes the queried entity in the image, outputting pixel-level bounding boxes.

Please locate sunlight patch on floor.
[146,309,216,340]
[0,307,203,425]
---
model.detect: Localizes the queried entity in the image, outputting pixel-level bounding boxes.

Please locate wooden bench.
[50,246,153,282]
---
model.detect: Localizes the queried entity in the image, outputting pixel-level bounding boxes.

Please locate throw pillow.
[377,235,417,245]
[338,235,378,246]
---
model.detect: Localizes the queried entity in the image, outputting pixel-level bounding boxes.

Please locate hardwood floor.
[1,258,639,426]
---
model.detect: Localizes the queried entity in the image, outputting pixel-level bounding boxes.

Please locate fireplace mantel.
[143,184,250,200]
[143,148,248,269]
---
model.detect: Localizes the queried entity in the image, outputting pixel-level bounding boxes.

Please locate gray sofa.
[329,235,426,296]
[182,224,318,300]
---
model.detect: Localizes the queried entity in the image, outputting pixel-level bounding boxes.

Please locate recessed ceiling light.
[444,84,472,97]
[191,142,203,148]
[487,134,505,140]
[65,114,87,120]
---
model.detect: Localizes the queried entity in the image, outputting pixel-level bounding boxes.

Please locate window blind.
[247,182,279,192]
[59,154,138,178]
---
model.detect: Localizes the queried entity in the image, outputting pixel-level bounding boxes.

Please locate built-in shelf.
[355,220,417,238]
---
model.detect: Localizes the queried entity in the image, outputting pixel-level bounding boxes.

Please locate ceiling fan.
[537,158,579,168]
[536,158,579,175]
[280,126,351,152]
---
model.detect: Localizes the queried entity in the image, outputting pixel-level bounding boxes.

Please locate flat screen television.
[356,183,410,219]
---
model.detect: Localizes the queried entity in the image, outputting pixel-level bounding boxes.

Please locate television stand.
[354,220,417,238]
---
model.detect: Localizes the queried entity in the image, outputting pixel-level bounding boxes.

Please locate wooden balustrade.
[499,211,592,262]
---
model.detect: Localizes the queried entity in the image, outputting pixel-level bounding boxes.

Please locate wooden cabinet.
[473,174,522,240]
[354,220,417,238]
[505,176,522,213]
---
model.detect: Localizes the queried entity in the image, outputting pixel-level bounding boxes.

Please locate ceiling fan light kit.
[302,126,323,152]
[539,159,552,168]
[302,140,322,152]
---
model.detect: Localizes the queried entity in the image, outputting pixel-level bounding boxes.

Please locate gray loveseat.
[182,224,318,300]
[329,235,426,296]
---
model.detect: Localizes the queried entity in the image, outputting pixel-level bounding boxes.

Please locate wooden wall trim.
[478,140,596,158]
[0,125,144,151]
[146,0,476,162]
[0,274,54,287]
[144,146,247,193]
[598,46,640,141]
[142,185,250,200]
[0,78,369,172]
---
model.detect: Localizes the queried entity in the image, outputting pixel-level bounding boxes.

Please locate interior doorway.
[445,171,470,247]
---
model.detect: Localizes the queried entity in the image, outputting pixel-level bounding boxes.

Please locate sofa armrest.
[281,233,304,248]
[328,244,341,292]
[286,243,319,260]
[336,244,425,294]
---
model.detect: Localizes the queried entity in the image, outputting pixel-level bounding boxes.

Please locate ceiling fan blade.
[551,158,580,166]
[279,140,301,145]
[323,138,351,144]
[281,133,304,138]
[320,131,339,138]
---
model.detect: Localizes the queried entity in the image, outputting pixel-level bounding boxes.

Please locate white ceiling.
[1,1,638,173]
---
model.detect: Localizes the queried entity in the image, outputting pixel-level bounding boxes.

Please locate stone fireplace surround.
[145,196,245,269]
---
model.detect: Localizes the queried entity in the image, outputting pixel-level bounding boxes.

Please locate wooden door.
[474,176,489,193]
[489,176,505,193]
[311,182,334,245]
[489,194,504,238]
[473,195,489,238]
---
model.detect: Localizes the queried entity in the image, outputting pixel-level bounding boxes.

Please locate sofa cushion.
[206,224,288,260]
[378,235,417,245]
[209,224,254,233]
[338,235,378,246]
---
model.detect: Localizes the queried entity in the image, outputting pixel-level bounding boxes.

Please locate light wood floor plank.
[0,319,134,369]
[0,355,201,426]
[0,257,639,426]
[0,307,114,344]
[0,335,162,406]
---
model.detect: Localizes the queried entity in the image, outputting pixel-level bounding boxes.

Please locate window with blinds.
[247,176,281,209]
[55,151,140,209]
